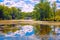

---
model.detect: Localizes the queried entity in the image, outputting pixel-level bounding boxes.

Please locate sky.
[0,0,40,12]
[0,0,60,12]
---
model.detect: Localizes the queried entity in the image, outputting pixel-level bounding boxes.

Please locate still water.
[0,25,41,40]
[0,25,60,40]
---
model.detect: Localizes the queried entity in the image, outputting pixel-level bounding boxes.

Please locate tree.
[33,0,53,36]
[55,9,60,21]
[33,0,54,21]
[11,7,21,19]
[0,5,22,20]
[52,2,56,21]
[18,12,32,20]
[16,8,21,19]
[0,5,4,19]
[3,6,12,20]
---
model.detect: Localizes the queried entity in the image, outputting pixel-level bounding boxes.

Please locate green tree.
[0,5,4,19]
[52,2,56,21]
[3,6,12,20]
[55,9,60,21]
[16,8,21,19]
[33,0,54,21]
[11,7,21,19]
[0,5,22,20]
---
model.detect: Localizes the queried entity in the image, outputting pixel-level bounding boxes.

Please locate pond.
[0,25,41,40]
[0,25,60,40]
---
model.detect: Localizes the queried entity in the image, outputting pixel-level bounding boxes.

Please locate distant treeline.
[0,0,60,21]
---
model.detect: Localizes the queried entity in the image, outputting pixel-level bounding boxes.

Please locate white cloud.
[30,0,39,3]
[2,0,60,12]
[2,0,36,12]
[3,0,15,7]
[56,3,60,9]
[14,0,34,12]
[21,4,34,12]
[15,1,25,7]
[0,2,3,5]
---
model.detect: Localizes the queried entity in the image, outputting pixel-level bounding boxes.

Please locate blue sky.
[0,0,60,12]
[0,0,4,2]
[0,0,40,12]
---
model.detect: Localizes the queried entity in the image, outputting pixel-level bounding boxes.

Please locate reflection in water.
[0,25,41,40]
[0,25,60,40]
[35,25,60,40]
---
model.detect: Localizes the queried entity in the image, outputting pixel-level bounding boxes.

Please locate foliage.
[33,1,54,21]
[55,9,60,21]
[0,5,4,19]
[0,5,21,20]
[0,1,60,21]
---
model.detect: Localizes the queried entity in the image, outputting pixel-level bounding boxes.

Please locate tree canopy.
[32,1,54,21]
